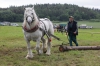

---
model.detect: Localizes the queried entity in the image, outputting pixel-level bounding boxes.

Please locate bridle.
[26,15,34,23]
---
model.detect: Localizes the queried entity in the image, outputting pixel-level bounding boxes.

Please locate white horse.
[22,6,54,59]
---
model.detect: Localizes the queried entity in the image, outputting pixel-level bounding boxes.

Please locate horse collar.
[23,23,39,33]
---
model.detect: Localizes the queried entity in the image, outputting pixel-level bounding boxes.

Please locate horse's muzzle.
[26,16,34,23]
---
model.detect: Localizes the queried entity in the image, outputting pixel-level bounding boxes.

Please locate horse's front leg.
[26,40,33,59]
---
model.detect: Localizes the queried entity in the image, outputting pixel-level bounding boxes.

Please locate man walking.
[66,16,78,46]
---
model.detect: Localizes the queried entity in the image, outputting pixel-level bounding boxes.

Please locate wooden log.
[59,45,100,52]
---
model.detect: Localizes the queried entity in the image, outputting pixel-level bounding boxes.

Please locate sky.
[0,0,100,9]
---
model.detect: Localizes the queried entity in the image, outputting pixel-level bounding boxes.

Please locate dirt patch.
[0,46,34,56]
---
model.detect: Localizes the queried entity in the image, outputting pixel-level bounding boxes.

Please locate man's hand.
[73,32,76,34]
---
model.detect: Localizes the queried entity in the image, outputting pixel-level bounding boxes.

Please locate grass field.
[0,26,100,66]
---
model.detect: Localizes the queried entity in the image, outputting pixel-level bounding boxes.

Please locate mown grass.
[0,26,100,66]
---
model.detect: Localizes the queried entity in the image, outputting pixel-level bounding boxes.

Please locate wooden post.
[59,45,100,52]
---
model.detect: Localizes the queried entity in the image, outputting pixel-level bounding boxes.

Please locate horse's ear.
[32,6,34,9]
[24,7,26,10]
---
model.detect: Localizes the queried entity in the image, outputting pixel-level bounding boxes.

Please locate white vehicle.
[79,24,93,29]
[79,24,87,29]
[86,26,93,29]
[11,23,19,27]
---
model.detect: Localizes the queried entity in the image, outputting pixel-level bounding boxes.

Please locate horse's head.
[24,7,36,24]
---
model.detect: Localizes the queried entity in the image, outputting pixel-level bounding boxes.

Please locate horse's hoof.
[25,56,33,60]
[46,52,51,56]
[43,50,47,53]
[43,48,47,53]
[25,55,33,60]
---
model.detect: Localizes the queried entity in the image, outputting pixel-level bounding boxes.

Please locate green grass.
[0,26,100,66]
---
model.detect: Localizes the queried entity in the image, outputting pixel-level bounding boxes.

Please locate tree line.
[0,4,100,22]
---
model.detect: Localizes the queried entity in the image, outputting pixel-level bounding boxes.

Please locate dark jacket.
[67,21,78,35]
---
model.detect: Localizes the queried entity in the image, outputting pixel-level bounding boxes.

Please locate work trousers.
[68,34,78,46]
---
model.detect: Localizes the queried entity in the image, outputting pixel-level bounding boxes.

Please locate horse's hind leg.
[46,27,54,55]
[46,37,51,55]
[36,37,42,54]
[41,37,47,53]
[26,40,33,59]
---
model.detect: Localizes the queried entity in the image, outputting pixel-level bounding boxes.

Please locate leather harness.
[22,23,39,33]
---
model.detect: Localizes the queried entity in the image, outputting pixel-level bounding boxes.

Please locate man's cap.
[69,16,74,18]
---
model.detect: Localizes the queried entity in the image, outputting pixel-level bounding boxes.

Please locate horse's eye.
[31,13,33,15]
